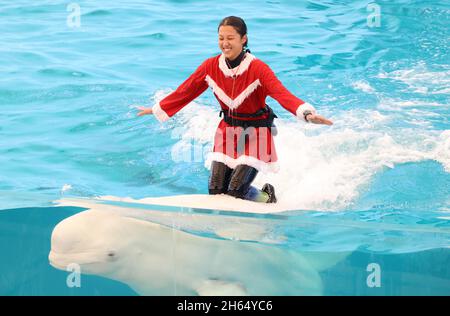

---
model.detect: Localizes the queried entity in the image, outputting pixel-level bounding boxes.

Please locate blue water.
[0,0,449,295]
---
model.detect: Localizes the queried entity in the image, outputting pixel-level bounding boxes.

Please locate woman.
[138,16,333,203]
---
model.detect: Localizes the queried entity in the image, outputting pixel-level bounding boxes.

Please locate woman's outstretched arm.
[259,61,332,125]
[137,59,210,121]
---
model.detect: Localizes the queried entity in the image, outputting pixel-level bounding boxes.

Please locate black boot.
[209,161,233,195]
[262,183,277,203]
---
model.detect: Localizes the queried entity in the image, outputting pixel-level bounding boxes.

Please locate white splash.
[377,63,450,95]
[352,80,376,93]
[148,87,449,211]
[61,184,72,193]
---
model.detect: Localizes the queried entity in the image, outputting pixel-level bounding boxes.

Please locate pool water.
[0,0,449,295]
[1,203,448,295]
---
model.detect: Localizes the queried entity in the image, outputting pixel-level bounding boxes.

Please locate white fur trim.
[205,152,280,174]
[205,76,261,110]
[152,102,170,122]
[296,102,317,122]
[218,53,256,78]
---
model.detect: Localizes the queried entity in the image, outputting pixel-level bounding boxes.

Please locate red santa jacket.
[152,53,316,173]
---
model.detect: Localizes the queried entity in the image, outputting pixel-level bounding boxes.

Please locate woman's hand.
[306,113,333,125]
[136,106,153,117]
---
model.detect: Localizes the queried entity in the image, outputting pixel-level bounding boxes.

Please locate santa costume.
[152,52,316,174]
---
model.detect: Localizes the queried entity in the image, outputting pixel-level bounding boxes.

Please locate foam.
[378,98,445,110]
[377,63,450,95]
[352,80,375,93]
[150,89,449,211]
[60,184,72,193]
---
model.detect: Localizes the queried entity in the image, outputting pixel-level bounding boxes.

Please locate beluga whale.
[49,195,349,295]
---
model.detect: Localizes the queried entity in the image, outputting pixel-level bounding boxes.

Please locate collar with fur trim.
[218,53,256,78]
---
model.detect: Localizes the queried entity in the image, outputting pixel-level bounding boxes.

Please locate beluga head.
[49,209,181,294]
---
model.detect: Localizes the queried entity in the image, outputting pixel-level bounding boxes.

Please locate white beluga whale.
[50,195,350,295]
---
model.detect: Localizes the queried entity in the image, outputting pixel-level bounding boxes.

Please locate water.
[0,0,449,295]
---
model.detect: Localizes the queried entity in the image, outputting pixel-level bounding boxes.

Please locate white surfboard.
[55,194,291,244]
[96,194,299,214]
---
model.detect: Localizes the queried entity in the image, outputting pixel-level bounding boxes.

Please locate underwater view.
[0,0,449,295]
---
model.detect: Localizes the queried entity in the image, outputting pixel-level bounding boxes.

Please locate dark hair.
[218,16,250,53]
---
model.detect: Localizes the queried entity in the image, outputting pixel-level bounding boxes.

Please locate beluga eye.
[107,251,116,259]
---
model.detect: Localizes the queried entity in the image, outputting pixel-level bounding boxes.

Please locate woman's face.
[218,25,247,61]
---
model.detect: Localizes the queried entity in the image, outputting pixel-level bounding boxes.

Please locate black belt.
[219,105,278,129]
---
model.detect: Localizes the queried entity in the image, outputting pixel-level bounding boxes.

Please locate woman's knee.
[227,164,258,198]
[208,161,232,195]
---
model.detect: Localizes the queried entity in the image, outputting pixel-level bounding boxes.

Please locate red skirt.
[206,120,280,173]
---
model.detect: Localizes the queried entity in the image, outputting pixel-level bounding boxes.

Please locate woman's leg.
[208,161,233,195]
[227,164,272,203]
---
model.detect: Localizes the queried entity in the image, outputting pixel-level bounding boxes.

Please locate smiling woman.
[137,16,333,205]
